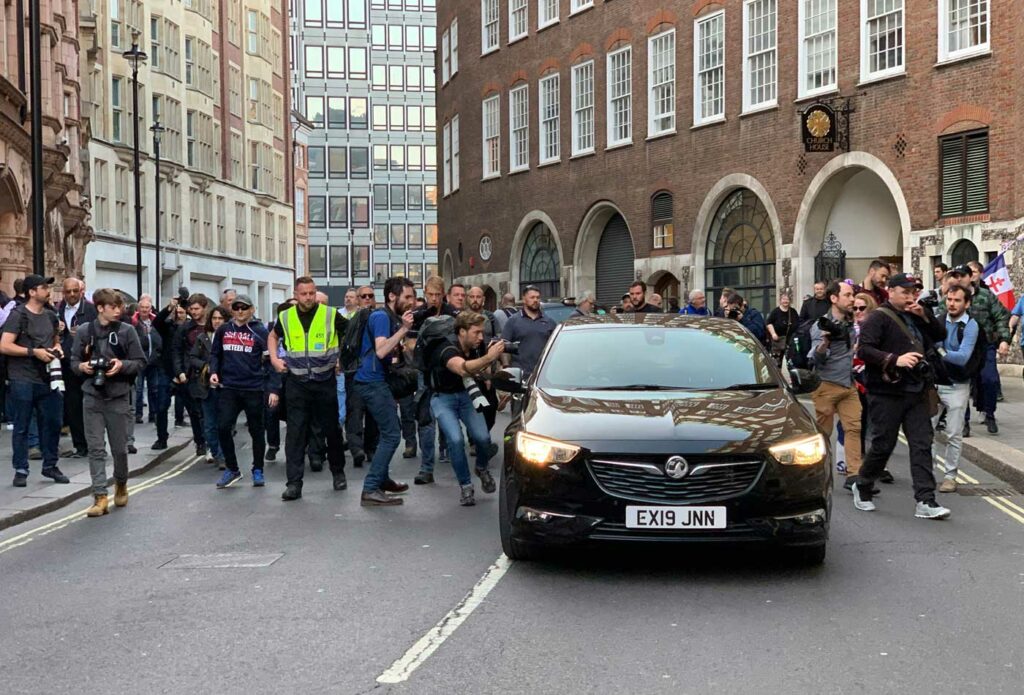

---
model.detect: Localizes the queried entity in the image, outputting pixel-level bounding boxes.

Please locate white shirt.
[63,301,81,328]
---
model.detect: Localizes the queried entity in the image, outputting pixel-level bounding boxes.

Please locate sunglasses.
[231,304,251,311]
[853,306,868,312]
[359,293,374,299]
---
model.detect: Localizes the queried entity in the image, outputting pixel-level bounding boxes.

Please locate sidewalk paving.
[0,418,195,533]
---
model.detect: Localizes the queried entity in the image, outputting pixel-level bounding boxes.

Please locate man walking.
[798,282,831,322]
[58,277,96,458]
[854,273,950,519]
[268,277,348,501]
[856,260,891,308]
[467,286,500,433]
[934,284,979,493]
[964,261,1011,433]
[172,294,211,457]
[344,285,381,467]
[71,289,146,517]
[1,275,69,487]
[342,288,359,319]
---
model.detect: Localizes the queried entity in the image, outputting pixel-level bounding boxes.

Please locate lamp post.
[123,39,147,301]
[27,0,45,273]
[150,120,164,309]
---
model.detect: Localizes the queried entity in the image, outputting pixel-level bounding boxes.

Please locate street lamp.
[123,38,147,301]
[27,0,45,273]
[150,120,165,309]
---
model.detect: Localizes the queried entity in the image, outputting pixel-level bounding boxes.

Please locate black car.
[494,314,831,565]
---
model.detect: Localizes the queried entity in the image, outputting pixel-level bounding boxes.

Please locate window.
[328,146,348,178]
[539,74,560,163]
[305,95,325,127]
[372,104,388,130]
[408,264,423,286]
[373,144,388,170]
[424,106,436,131]
[408,145,422,170]
[571,0,592,14]
[648,30,675,136]
[353,246,370,276]
[406,66,421,90]
[442,29,451,83]
[295,188,306,223]
[110,0,121,47]
[372,24,386,49]
[451,117,460,190]
[246,9,259,54]
[330,247,349,278]
[539,0,558,28]
[151,17,161,70]
[308,146,325,177]
[309,246,327,276]
[939,130,989,217]
[743,0,778,111]
[408,186,423,209]
[424,145,437,170]
[329,195,349,226]
[798,0,837,97]
[348,47,367,79]
[326,47,345,78]
[606,47,632,147]
[509,0,527,42]
[348,0,367,29]
[407,106,422,130]
[391,223,406,246]
[184,37,194,83]
[326,0,344,26]
[374,263,389,282]
[372,64,387,90]
[862,0,904,80]
[424,67,436,90]
[389,65,404,90]
[408,223,423,247]
[373,184,388,210]
[406,26,421,50]
[305,45,324,78]
[426,223,438,247]
[305,0,323,26]
[389,144,405,170]
[350,97,368,129]
[482,94,500,178]
[424,27,436,49]
[482,0,499,54]
[389,25,403,50]
[328,97,347,128]
[939,0,989,61]
[388,105,404,131]
[186,110,195,166]
[651,192,674,249]
[351,198,370,228]
[374,224,389,248]
[509,84,529,171]
[694,11,725,124]
[425,185,438,209]
[111,76,123,142]
[351,147,369,178]
[443,120,452,196]
[450,19,459,75]
[308,197,326,227]
[571,61,594,155]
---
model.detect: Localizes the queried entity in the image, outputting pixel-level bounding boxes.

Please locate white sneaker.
[915,501,951,520]
[852,483,876,512]
[205,453,214,463]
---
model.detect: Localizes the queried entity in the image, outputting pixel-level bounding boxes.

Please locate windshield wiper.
[716,383,778,391]
[587,384,697,391]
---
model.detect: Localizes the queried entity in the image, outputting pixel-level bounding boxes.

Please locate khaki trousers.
[812,381,863,477]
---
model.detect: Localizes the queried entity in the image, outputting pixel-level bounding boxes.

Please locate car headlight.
[769,434,827,466]
[516,432,580,466]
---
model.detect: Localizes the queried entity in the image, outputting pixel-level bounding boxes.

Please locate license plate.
[625,506,727,529]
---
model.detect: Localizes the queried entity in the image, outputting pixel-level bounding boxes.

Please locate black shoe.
[382,478,409,494]
[351,449,366,468]
[13,473,27,488]
[41,466,70,484]
[135,415,144,424]
[879,470,895,484]
[151,439,168,451]
[332,471,348,491]
[475,468,497,494]
[309,457,324,472]
[196,444,207,457]
[281,484,302,501]
[69,449,88,459]
[403,444,417,459]
[174,420,185,428]
[127,444,138,455]
[986,416,998,434]
[361,490,403,506]
[963,421,971,438]
[265,447,278,462]
[414,471,435,485]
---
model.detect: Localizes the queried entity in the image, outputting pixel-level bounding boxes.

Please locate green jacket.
[970,284,1011,345]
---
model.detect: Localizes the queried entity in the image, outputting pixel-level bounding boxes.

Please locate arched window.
[519,222,561,298]
[705,188,776,315]
[950,239,979,268]
[651,191,673,249]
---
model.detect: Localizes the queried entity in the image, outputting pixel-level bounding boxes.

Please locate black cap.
[949,264,972,277]
[887,273,924,290]
[22,274,54,293]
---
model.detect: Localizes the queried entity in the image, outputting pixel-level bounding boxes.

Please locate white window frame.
[693,11,726,126]
[647,29,676,137]
[509,0,527,43]
[451,115,460,191]
[571,60,594,156]
[482,94,501,179]
[539,74,560,164]
[442,120,452,196]
[509,84,529,172]
[538,0,559,29]
[861,0,905,82]
[570,0,593,16]
[481,0,499,55]
[450,19,459,76]
[606,46,632,148]
[742,0,778,113]
[797,0,838,98]
[441,29,451,83]
[937,0,990,63]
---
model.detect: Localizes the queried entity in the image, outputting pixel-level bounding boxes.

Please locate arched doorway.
[950,239,979,267]
[705,189,776,315]
[442,250,455,284]
[482,285,497,310]
[651,271,681,312]
[519,222,561,298]
[595,213,634,307]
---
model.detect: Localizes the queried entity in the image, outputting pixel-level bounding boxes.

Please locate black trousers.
[218,388,266,473]
[345,373,378,455]
[63,370,87,452]
[481,382,498,432]
[180,388,205,446]
[285,377,344,486]
[857,391,936,503]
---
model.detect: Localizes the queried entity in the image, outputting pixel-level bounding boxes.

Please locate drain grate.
[159,553,284,569]
[955,486,1020,497]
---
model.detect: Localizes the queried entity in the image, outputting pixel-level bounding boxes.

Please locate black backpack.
[414,315,456,389]
[786,317,818,369]
[946,318,986,382]
[339,307,374,374]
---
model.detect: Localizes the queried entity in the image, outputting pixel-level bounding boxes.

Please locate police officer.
[267,277,348,501]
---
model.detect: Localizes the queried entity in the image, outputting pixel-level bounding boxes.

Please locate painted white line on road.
[377,554,512,684]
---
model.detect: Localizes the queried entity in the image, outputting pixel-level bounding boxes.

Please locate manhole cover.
[955,486,1020,497]
[159,553,284,569]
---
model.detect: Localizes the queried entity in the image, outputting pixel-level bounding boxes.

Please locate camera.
[463,376,489,412]
[499,339,520,355]
[176,286,190,305]
[917,292,940,309]
[909,359,934,380]
[88,356,113,388]
[726,307,742,320]
[817,315,850,342]
[47,355,65,393]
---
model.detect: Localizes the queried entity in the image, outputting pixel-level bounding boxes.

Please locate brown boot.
[86,494,109,517]
[113,481,129,507]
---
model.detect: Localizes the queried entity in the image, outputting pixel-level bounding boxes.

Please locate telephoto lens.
[463,377,489,411]
[47,358,65,393]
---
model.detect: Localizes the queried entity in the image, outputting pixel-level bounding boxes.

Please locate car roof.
[560,313,745,334]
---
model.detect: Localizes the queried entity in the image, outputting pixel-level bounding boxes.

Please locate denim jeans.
[151,369,171,442]
[430,391,493,486]
[6,390,40,448]
[201,389,222,459]
[9,380,63,474]
[355,380,402,492]
[403,373,436,474]
[934,381,970,478]
[975,343,1000,416]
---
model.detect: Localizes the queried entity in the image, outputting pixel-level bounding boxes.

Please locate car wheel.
[498,468,539,562]
[787,543,827,567]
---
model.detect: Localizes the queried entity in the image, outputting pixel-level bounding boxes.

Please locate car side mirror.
[788,368,821,395]
[493,367,526,394]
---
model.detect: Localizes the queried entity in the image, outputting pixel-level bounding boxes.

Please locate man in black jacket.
[798,281,831,322]
[172,294,210,456]
[853,273,951,520]
[57,277,97,458]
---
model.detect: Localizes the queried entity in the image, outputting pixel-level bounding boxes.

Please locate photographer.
[428,311,505,507]
[71,289,146,517]
[853,274,950,520]
[151,292,187,450]
[172,294,211,458]
[808,280,862,489]
[724,293,767,343]
[933,285,979,493]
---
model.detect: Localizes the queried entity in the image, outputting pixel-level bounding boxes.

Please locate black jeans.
[858,391,936,503]
[265,401,281,449]
[179,388,205,446]
[63,369,87,452]
[345,373,378,455]
[285,377,344,486]
[218,388,266,472]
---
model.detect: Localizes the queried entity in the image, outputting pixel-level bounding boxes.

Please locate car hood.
[522,387,816,455]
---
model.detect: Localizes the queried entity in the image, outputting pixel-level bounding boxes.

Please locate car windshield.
[537,325,778,391]
[542,305,577,324]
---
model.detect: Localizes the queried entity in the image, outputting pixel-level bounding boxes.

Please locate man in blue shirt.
[1009,293,1024,351]
[679,289,710,316]
[935,284,979,493]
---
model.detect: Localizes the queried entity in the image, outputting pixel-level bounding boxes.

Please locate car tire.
[499,467,539,562]
[787,543,827,567]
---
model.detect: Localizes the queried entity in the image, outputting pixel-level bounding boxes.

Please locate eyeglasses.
[359,293,374,299]
[853,306,868,312]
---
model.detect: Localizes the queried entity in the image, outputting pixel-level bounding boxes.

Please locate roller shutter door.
[595,214,635,307]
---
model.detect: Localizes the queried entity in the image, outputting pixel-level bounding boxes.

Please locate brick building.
[436,0,1022,314]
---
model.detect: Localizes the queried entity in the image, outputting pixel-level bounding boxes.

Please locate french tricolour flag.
[983,253,1016,311]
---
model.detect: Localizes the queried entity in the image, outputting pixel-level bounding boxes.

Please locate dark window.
[350,147,369,178]
[308,196,326,227]
[407,184,423,209]
[705,188,776,316]
[351,196,370,227]
[390,184,405,210]
[353,245,370,276]
[373,262,388,283]
[408,223,423,248]
[328,146,348,178]
[329,195,348,226]
[374,223,389,248]
[390,223,405,248]
[327,96,347,128]
[308,245,327,275]
[308,146,325,178]
[373,184,388,210]
[329,246,349,277]
[651,191,674,249]
[940,130,988,217]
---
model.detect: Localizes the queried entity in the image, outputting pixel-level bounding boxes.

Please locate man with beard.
[57,277,96,458]
[467,286,500,433]
[626,281,661,313]
[856,260,891,308]
[345,285,380,467]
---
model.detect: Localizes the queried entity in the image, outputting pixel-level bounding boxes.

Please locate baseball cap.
[22,274,54,292]
[949,264,972,277]
[231,293,254,308]
[887,273,924,290]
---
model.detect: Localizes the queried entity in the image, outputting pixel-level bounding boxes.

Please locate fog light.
[774,508,826,525]
[517,507,575,523]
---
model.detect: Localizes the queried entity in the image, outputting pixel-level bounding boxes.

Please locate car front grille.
[586,456,765,504]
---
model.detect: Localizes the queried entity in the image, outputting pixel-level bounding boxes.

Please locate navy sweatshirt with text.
[210,321,271,391]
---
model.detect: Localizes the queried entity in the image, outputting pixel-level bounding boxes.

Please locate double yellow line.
[0,454,200,557]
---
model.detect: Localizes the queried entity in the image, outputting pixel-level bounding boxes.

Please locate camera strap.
[877,308,925,353]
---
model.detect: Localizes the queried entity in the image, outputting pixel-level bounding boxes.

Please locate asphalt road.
[1,421,1023,695]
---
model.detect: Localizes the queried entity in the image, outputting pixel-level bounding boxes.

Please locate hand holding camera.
[895,351,923,369]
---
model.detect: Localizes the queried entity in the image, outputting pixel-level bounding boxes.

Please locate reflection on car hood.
[523,387,816,455]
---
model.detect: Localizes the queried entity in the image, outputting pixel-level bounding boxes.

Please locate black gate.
[814,231,846,283]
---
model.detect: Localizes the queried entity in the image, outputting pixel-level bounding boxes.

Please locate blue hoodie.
[210,321,271,391]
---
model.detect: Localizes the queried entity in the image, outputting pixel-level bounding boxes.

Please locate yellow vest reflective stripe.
[281,304,339,379]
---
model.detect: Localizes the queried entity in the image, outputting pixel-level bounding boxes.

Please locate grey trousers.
[84,393,131,495]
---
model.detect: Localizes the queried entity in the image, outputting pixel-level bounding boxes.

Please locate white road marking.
[377,554,512,684]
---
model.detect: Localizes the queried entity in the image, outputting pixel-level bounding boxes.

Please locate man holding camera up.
[71,289,146,517]
[428,312,505,506]
[854,274,950,520]
[808,280,863,489]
